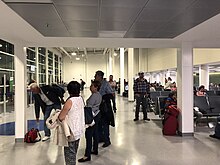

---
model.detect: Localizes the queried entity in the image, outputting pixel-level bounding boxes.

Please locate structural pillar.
[177,42,194,136]
[128,48,134,101]
[199,64,209,89]
[109,49,113,76]
[120,48,125,96]
[15,44,27,142]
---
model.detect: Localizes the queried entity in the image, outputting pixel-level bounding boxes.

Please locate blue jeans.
[44,103,61,137]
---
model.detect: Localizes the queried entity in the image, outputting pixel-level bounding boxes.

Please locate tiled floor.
[0,89,220,165]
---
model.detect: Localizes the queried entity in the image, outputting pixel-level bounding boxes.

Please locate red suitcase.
[162,106,179,136]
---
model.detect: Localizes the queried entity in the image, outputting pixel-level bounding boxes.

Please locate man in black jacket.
[30,83,65,141]
[94,70,114,148]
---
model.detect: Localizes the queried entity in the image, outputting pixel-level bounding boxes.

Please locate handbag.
[84,107,94,124]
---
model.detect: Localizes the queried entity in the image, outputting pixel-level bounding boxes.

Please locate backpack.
[24,128,41,143]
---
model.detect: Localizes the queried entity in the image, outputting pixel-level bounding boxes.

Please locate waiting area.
[0,88,220,165]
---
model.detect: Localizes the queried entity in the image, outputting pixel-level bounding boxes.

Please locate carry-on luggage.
[162,106,179,136]
[214,117,220,138]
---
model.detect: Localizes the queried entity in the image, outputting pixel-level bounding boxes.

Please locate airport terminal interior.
[1,0,220,165]
[1,89,220,165]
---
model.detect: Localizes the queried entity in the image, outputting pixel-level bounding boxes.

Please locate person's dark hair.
[96,70,104,78]
[168,77,172,81]
[198,85,205,91]
[91,80,101,91]
[67,81,80,96]
[168,93,174,98]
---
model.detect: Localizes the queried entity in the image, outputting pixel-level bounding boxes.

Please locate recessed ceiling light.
[0,44,2,47]
[71,52,76,56]
[76,57,80,60]
[113,53,117,56]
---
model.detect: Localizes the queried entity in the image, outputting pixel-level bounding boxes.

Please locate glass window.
[0,53,14,70]
[39,74,46,84]
[38,47,46,55]
[48,58,53,69]
[39,54,46,64]
[38,64,46,74]
[0,39,14,54]
[48,50,53,59]
[26,48,35,61]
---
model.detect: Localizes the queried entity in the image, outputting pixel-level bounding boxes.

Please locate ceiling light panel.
[52,0,98,6]
[64,20,97,31]
[55,5,98,21]
[101,0,148,8]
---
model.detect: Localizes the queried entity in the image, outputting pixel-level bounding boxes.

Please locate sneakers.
[133,118,139,121]
[144,118,150,121]
[42,136,50,141]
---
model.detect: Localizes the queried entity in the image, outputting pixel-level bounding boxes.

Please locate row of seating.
[150,92,220,120]
[194,96,220,116]
[206,90,220,96]
[149,91,172,117]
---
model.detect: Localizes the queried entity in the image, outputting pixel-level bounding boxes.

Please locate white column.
[36,48,39,84]
[120,48,125,96]
[199,64,209,89]
[156,73,160,83]
[166,70,171,78]
[150,73,154,83]
[45,49,49,85]
[15,44,27,142]
[52,52,55,83]
[109,49,113,76]
[177,42,194,136]
[128,48,134,101]
[58,56,60,83]
[112,48,115,77]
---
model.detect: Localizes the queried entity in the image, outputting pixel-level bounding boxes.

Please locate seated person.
[164,93,177,110]
[196,85,206,96]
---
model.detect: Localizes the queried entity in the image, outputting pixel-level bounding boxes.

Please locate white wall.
[194,49,220,65]
[147,48,177,72]
[139,48,148,72]
[63,54,107,86]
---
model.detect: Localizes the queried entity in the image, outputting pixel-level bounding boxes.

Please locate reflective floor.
[0,89,220,165]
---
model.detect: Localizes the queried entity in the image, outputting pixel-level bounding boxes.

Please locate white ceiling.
[1,0,220,49]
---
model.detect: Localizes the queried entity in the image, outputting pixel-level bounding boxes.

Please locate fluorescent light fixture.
[71,52,77,56]
[99,31,126,38]
[76,57,80,60]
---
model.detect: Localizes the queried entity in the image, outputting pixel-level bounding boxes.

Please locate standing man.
[95,70,114,148]
[109,75,117,113]
[133,71,150,121]
[29,83,65,141]
[80,79,86,91]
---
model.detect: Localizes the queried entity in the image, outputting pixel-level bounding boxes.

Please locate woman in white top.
[59,81,85,165]
[78,80,102,162]
[164,77,172,91]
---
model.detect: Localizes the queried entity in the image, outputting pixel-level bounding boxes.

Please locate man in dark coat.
[94,70,114,148]
[30,83,65,141]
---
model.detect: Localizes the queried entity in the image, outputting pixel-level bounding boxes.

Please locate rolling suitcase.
[162,106,179,136]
